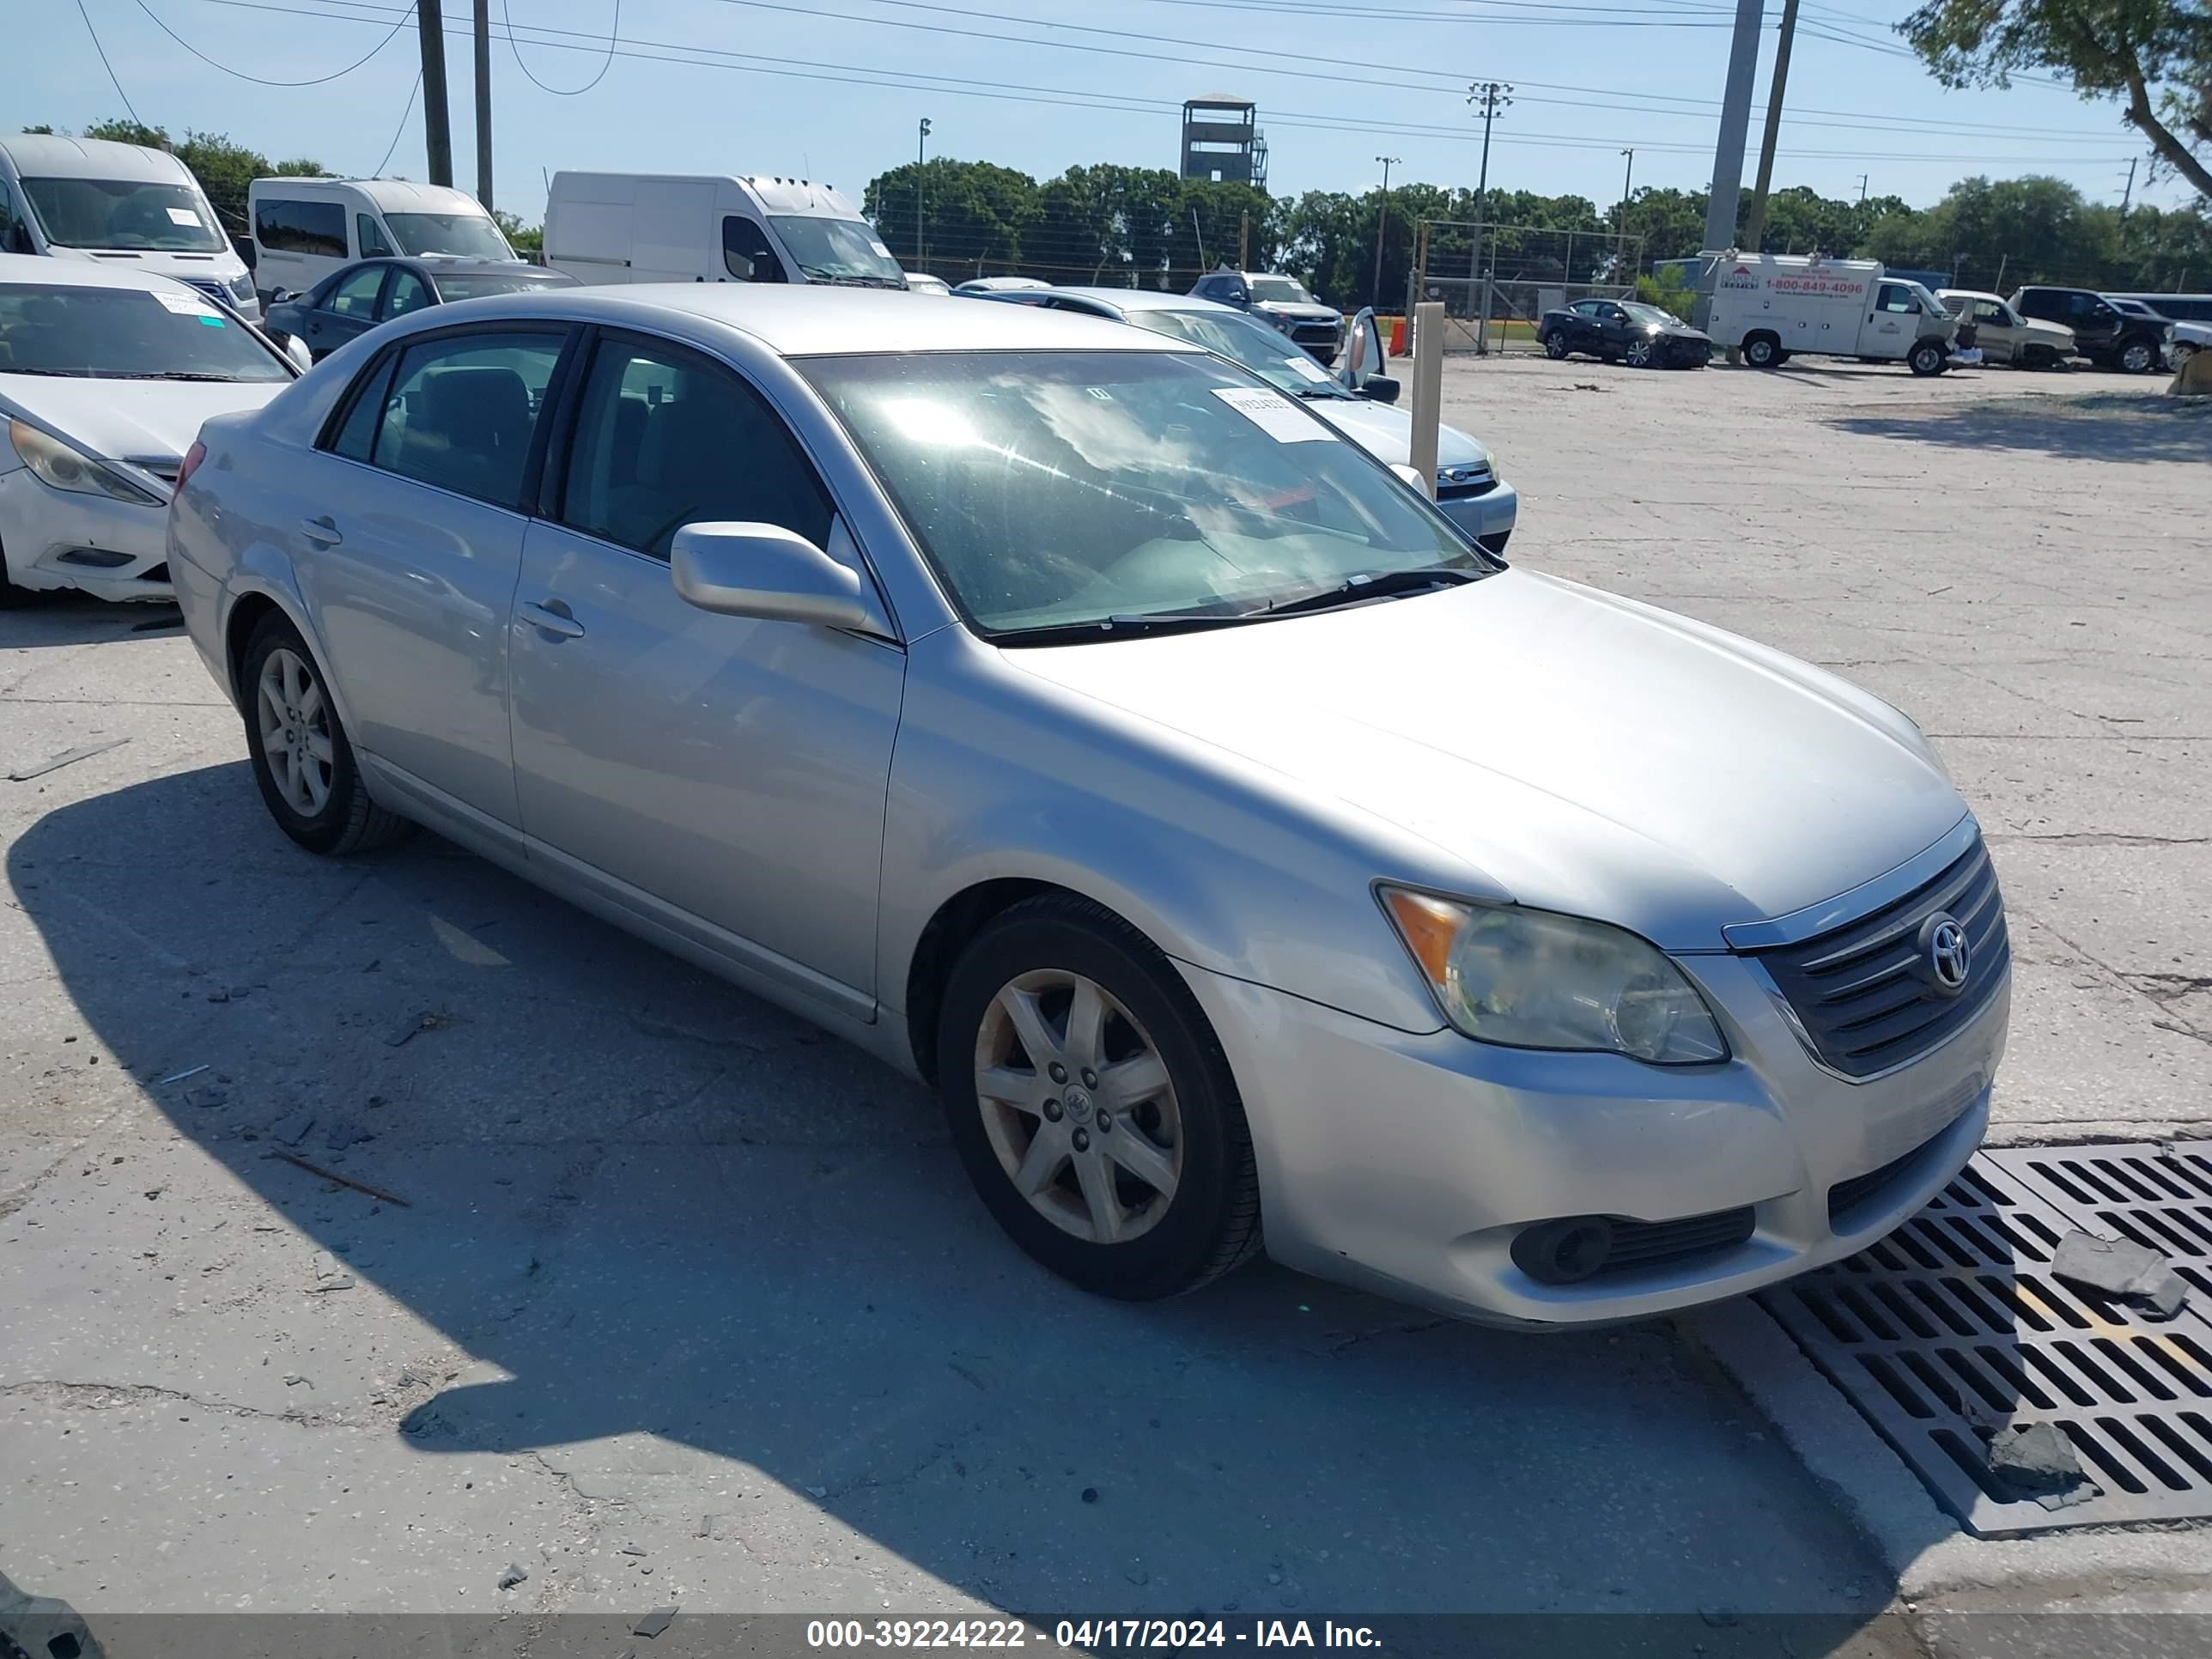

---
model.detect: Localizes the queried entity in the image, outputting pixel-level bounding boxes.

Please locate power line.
[372,68,422,173]
[127,0,416,84]
[500,0,620,94]
[179,0,2143,169]
[72,0,146,126]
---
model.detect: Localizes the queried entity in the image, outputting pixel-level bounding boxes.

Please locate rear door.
[507,327,904,1002]
[301,264,386,356]
[292,322,574,826]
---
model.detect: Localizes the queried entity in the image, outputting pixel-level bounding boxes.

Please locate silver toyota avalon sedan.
[167,287,2008,1328]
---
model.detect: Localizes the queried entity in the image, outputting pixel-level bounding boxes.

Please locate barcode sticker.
[1211,386,1332,442]
[167,207,204,227]
[150,289,220,316]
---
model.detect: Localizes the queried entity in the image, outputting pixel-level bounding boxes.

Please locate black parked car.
[2009,285,2165,374]
[263,258,575,361]
[1188,269,1343,363]
[1539,298,1711,368]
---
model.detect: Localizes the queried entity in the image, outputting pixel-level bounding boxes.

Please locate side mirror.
[1389,462,1429,495]
[1361,374,1401,404]
[283,335,313,372]
[672,521,889,635]
[6,222,33,255]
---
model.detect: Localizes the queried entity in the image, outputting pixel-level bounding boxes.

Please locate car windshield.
[20,177,228,253]
[1248,276,1316,305]
[431,270,574,301]
[1121,307,1352,398]
[1622,302,1682,327]
[0,282,289,380]
[768,216,907,287]
[385,212,514,260]
[805,349,1484,639]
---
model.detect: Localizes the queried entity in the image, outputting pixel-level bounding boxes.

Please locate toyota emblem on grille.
[1920,913,1972,995]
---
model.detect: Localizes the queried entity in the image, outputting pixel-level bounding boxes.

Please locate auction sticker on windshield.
[149,289,221,317]
[1281,354,1332,383]
[1212,385,1331,442]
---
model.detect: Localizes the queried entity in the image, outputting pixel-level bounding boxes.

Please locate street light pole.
[915,117,932,270]
[1739,0,1802,258]
[1371,155,1400,310]
[1616,147,1633,280]
[1466,81,1511,352]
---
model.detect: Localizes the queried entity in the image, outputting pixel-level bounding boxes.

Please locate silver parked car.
[168,287,2009,1327]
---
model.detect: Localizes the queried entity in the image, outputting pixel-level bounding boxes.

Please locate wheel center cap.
[1062,1088,1093,1124]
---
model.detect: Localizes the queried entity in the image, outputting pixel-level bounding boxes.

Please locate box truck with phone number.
[1703,252,1960,375]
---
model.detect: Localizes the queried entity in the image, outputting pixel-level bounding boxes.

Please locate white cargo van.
[0,134,259,319]
[247,178,514,305]
[544,172,907,289]
[1704,252,1958,375]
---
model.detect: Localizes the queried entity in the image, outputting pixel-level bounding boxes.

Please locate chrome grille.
[1747,836,2008,1079]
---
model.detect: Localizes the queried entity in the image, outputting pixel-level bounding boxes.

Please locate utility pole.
[1372,155,1400,310]
[416,0,453,187]
[1855,173,1869,205]
[1739,0,1801,258]
[1466,82,1511,351]
[1616,147,1634,279]
[1238,209,1249,270]
[472,0,491,207]
[1701,0,1762,259]
[915,117,931,269]
[2118,157,2136,217]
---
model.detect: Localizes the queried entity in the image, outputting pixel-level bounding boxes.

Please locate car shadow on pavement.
[0,592,186,649]
[9,763,1923,1646]
[1826,400,2212,465]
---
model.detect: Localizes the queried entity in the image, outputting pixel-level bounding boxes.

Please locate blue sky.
[29,0,2180,226]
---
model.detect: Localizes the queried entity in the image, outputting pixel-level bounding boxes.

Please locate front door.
[507,328,905,1003]
[294,322,573,824]
[1863,283,1919,356]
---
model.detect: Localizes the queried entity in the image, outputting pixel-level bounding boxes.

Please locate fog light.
[58,548,134,568]
[1511,1216,1614,1285]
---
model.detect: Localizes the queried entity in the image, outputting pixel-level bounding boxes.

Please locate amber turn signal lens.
[1382,888,1466,986]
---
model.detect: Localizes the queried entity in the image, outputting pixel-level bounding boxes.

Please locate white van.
[544,172,906,289]
[1704,252,1959,375]
[247,178,514,305]
[0,134,259,319]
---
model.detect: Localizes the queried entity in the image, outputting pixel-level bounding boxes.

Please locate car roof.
[0,252,204,293]
[1044,287,1244,317]
[251,177,487,214]
[1936,289,2002,302]
[429,283,1187,356]
[0,133,190,181]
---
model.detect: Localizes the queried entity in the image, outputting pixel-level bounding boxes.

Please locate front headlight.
[228,271,256,301]
[1379,888,1729,1064]
[7,419,161,505]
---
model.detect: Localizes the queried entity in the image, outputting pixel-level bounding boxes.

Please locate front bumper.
[1437,477,1518,554]
[1177,945,2007,1328]
[0,467,174,600]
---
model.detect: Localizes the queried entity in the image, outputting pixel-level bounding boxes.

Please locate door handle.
[299,516,342,546]
[520,599,586,640]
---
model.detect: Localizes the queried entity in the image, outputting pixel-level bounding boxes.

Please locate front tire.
[1542,331,1571,361]
[1625,337,1656,368]
[936,895,1262,1300]
[240,611,412,856]
[2118,338,2157,374]
[1908,340,1947,376]
[0,536,33,609]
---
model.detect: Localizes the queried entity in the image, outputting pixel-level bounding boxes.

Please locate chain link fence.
[1410,222,1643,354]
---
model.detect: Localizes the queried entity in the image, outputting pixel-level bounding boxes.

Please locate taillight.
[176,440,208,491]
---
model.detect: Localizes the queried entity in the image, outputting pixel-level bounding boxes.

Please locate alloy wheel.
[973,969,1183,1244]
[256,647,335,817]
[2121,341,2154,374]
[1626,338,1654,368]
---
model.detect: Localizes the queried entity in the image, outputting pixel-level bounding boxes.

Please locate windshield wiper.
[1291,384,1350,399]
[152,372,252,382]
[1262,566,1480,618]
[992,609,1271,646]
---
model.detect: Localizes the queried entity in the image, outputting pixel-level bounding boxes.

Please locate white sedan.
[0,254,297,604]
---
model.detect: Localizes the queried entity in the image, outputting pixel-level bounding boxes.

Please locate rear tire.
[240,611,413,856]
[1742,333,1782,368]
[936,894,1262,1301]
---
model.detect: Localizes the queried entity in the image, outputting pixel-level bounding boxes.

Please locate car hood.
[0,374,287,465]
[1003,569,1964,949]
[1649,322,1711,341]
[2021,319,2074,345]
[1305,398,1492,471]
[1254,301,1341,325]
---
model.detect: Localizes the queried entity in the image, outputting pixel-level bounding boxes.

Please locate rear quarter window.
[257,198,347,258]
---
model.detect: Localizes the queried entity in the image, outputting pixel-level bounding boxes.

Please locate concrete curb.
[1680,1300,2212,1607]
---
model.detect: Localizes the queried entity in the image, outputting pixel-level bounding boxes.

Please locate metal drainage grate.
[1758,1144,2212,1536]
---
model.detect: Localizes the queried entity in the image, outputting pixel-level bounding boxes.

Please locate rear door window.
[362,329,568,509]
[328,265,386,319]
[256,198,346,258]
[383,269,433,318]
[556,333,830,560]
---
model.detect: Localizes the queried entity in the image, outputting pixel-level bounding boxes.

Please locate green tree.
[865,156,1037,275]
[1900,0,2211,199]
[73,118,329,240]
[492,210,542,255]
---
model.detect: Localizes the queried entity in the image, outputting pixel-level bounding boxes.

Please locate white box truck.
[1703,252,1958,375]
[544,173,908,290]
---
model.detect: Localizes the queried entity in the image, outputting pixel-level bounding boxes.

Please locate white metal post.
[1407,301,1445,499]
